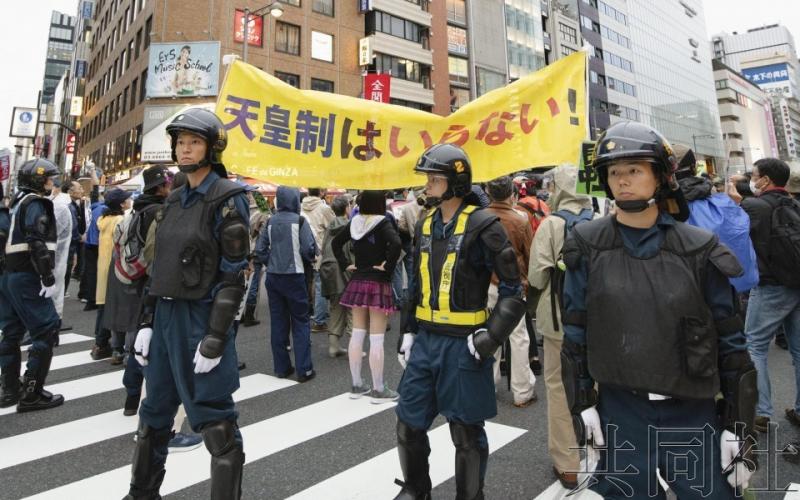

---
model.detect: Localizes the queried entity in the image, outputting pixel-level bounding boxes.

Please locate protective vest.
[148,178,244,300]
[4,193,57,275]
[569,216,739,400]
[415,204,495,331]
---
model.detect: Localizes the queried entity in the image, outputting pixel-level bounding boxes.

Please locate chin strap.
[615,197,656,213]
[178,158,210,173]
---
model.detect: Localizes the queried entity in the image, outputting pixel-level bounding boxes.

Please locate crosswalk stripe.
[785,484,800,499]
[48,350,102,371]
[534,480,601,499]
[0,370,125,417]
[287,421,526,500]
[25,393,395,499]
[0,374,294,471]
[57,333,93,345]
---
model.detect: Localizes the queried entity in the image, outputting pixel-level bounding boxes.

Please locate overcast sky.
[1,0,799,154]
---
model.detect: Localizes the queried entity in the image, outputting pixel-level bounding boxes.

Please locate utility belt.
[415,306,487,327]
[417,319,486,338]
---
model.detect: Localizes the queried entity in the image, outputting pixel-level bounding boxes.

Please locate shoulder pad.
[562,234,583,270]
[465,208,498,234]
[666,221,718,256]
[708,242,744,279]
[207,178,246,205]
[570,215,616,250]
[166,186,185,204]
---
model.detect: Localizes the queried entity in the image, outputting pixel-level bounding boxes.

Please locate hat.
[104,188,132,207]
[143,165,169,191]
[788,164,800,194]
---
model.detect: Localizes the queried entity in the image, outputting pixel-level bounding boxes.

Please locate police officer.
[561,122,757,498]
[0,158,64,412]
[124,108,250,499]
[394,144,526,500]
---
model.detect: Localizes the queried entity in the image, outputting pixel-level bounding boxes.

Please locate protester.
[241,192,270,327]
[737,158,800,433]
[81,168,103,311]
[258,186,317,382]
[49,176,73,325]
[485,175,537,408]
[332,190,402,402]
[65,181,86,295]
[301,187,335,332]
[319,195,352,358]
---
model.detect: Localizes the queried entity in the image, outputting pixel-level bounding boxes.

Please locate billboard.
[141,103,215,162]
[742,63,790,85]
[146,42,221,98]
[9,106,38,138]
[233,10,263,47]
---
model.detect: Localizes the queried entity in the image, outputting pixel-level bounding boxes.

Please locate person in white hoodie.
[49,176,73,326]
[301,188,335,331]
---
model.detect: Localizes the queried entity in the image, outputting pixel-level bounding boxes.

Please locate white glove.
[720,429,754,490]
[466,332,482,361]
[193,344,222,374]
[580,406,605,447]
[398,333,415,368]
[39,283,57,299]
[134,328,153,366]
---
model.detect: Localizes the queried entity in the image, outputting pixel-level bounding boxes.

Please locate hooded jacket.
[319,215,352,297]
[257,186,316,274]
[300,195,335,269]
[528,165,593,340]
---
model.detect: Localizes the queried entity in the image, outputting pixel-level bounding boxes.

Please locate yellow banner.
[216,51,587,189]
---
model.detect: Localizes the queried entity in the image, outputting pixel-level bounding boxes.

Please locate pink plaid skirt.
[339,279,397,313]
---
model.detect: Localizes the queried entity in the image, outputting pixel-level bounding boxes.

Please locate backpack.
[764,195,800,287]
[517,196,551,234]
[549,208,594,330]
[113,205,159,285]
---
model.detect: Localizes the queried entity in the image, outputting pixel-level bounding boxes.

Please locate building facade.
[42,11,77,105]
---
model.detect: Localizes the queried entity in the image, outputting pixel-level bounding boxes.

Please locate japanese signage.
[0,149,10,182]
[141,103,216,162]
[146,42,221,98]
[447,26,468,56]
[358,0,372,13]
[742,63,790,85]
[364,74,390,103]
[66,134,76,154]
[311,31,334,63]
[81,1,93,19]
[216,51,588,189]
[70,96,83,117]
[359,37,372,66]
[234,9,264,47]
[9,106,39,138]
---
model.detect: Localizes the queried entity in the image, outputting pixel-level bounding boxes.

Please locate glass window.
[477,67,505,97]
[448,56,469,85]
[276,22,301,55]
[450,86,470,111]
[144,16,152,49]
[446,0,466,24]
[275,71,300,88]
[312,0,334,16]
[559,23,578,44]
[130,78,137,110]
[311,78,334,92]
[391,16,405,37]
[279,0,301,6]
[140,69,147,102]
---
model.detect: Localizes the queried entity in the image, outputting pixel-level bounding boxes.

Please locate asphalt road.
[0,286,798,499]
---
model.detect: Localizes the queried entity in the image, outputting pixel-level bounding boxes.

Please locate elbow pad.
[199,284,246,358]
[221,216,250,262]
[472,295,526,359]
[561,338,597,415]
[29,238,55,286]
[494,245,520,284]
[719,351,758,434]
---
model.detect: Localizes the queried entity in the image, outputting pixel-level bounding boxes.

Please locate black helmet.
[166,108,228,177]
[592,121,677,199]
[414,143,472,199]
[18,158,60,194]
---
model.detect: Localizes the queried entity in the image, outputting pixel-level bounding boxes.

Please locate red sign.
[0,154,10,182]
[234,9,264,47]
[66,134,76,154]
[364,73,391,103]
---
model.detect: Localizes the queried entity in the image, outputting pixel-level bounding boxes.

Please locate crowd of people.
[1,109,800,499]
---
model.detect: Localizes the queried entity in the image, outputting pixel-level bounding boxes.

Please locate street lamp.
[242,2,284,63]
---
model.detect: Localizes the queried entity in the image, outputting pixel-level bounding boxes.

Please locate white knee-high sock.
[349,328,367,386]
[369,334,385,392]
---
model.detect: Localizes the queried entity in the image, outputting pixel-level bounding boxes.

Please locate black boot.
[17,337,64,413]
[393,420,432,500]
[0,350,21,408]
[202,420,245,500]
[241,304,260,327]
[450,422,486,500]
[122,422,171,500]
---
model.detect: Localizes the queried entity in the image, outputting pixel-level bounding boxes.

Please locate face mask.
[749,179,761,196]
[615,198,656,213]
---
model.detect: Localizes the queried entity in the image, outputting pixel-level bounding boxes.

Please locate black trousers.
[80,244,99,305]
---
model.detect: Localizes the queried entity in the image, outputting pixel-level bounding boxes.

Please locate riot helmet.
[166,107,229,178]
[17,158,60,195]
[414,144,472,205]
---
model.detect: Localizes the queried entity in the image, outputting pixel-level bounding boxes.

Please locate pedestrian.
[561,122,757,497]
[393,144,526,499]
[737,158,800,433]
[125,108,250,499]
[485,175,537,408]
[0,158,64,412]
[527,164,594,490]
[301,187,335,332]
[332,190,402,402]
[49,175,73,325]
[80,168,103,311]
[66,181,87,295]
[90,187,132,364]
[257,186,317,382]
[319,195,352,358]
[240,191,270,327]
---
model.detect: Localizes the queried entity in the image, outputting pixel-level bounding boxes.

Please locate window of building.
[135,28,142,59]
[140,69,147,102]
[275,71,300,87]
[276,22,301,55]
[715,79,728,90]
[582,0,598,6]
[279,0,301,6]
[559,23,578,44]
[310,78,334,92]
[130,78,137,110]
[450,86,470,112]
[122,86,128,116]
[372,12,423,43]
[580,15,593,31]
[447,25,468,55]
[448,56,469,85]
[312,0,334,16]
[476,67,505,97]
[124,8,130,31]
[561,45,577,57]
[446,0,466,24]
[144,16,152,49]
[127,40,134,68]
[390,98,432,112]
[375,53,429,86]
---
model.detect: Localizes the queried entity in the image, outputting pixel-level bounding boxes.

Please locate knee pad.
[0,341,21,358]
[202,419,238,457]
[397,419,428,446]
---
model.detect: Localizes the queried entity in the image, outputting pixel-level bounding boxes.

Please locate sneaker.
[277,366,295,379]
[513,393,538,408]
[64,292,71,299]
[786,408,800,428]
[297,370,316,383]
[311,323,328,333]
[168,432,203,453]
[90,345,113,360]
[754,415,770,433]
[370,387,399,404]
[349,383,371,399]
[80,298,88,303]
[110,350,125,366]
